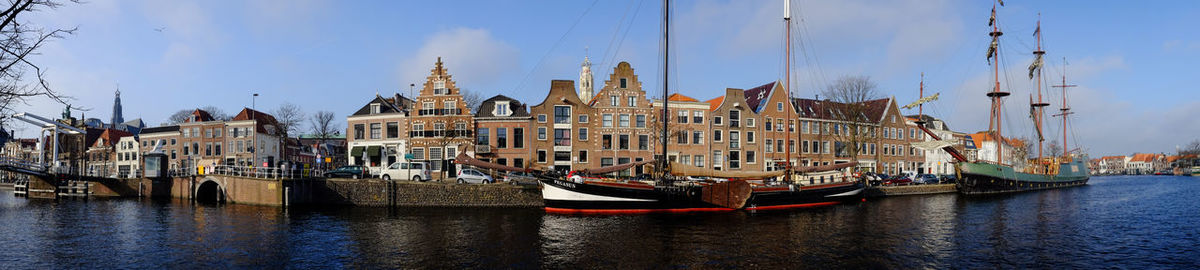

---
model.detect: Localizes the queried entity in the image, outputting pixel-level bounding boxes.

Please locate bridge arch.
[195,177,226,204]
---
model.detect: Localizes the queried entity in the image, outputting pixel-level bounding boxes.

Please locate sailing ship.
[535,0,864,214]
[922,1,1089,195]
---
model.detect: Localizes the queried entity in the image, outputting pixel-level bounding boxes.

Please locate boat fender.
[789,184,795,192]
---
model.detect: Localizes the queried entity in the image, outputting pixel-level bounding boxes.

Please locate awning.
[367,146,382,157]
[350,146,364,157]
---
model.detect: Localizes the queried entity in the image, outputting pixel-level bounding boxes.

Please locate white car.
[380,162,432,182]
[456,168,494,184]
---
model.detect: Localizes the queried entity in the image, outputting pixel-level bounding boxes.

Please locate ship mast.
[1031,14,1050,163]
[659,0,670,179]
[986,0,1010,165]
[1053,57,1076,158]
[784,0,793,181]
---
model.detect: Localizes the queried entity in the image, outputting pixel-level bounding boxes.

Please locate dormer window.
[433,79,447,95]
[494,101,512,116]
[370,104,381,114]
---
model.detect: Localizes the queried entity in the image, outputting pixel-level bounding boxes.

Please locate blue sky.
[15,0,1200,157]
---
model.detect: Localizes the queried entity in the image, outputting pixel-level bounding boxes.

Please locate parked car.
[939,174,957,184]
[915,174,939,185]
[379,162,432,182]
[456,168,495,184]
[324,165,370,179]
[882,175,912,186]
[503,171,539,185]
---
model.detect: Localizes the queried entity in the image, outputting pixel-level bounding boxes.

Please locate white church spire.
[578,49,594,104]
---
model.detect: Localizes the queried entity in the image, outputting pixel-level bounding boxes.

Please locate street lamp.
[252,93,259,169]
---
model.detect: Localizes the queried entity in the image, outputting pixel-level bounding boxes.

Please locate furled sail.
[911,140,956,151]
[668,162,785,179]
[1028,53,1043,79]
[581,160,657,175]
[454,153,530,172]
[987,37,998,64]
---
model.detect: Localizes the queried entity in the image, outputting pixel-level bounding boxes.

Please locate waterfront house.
[651,93,711,169]
[84,128,133,177]
[139,126,181,172]
[706,87,762,173]
[346,94,412,176]
[530,80,596,174]
[586,62,656,176]
[1125,153,1156,174]
[225,108,283,169]
[115,135,140,178]
[408,58,475,180]
[473,94,533,169]
[910,115,966,175]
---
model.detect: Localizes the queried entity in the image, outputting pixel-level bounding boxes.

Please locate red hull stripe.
[544,207,736,215]
[744,201,840,211]
[583,181,655,190]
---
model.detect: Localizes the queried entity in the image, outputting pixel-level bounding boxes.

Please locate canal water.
[1,175,1197,269]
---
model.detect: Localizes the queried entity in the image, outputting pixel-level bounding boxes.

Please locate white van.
[380,162,432,182]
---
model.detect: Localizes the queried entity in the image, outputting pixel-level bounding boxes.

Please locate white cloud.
[398,27,520,89]
[242,0,332,37]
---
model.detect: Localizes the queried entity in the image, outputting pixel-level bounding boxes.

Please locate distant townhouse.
[1098,156,1125,175]
[225,108,284,168]
[177,109,225,171]
[967,131,1027,168]
[1125,153,1156,174]
[474,95,533,169]
[139,126,181,172]
[587,62,656,176]
[651,93,710,169]
[705,87,761,172]
[115,135,140,178]
[84,128,133,177]
[741,81,797,172]
[910,115,966,175]
[530,80,597,174]
[408,58,475,179]
[346,94,412,175]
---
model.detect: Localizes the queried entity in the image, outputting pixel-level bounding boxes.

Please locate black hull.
[957,173,1089,195]
[745,181,866,210]
[540,179,734,214]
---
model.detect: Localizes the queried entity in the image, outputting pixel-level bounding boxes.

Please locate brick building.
[409,58,474,179]
[587,62,656,176]
[651,93,710,169]
[530,80,596,173]
[346,94,412,175]
[474,94,533,169]
[706,88,762,172]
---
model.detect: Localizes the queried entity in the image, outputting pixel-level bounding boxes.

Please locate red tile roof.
[667,93,699,102]
[92,128,133,147]
[1129,153,1156,162]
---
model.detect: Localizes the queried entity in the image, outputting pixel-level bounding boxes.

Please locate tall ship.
[535,0,864,214]
[921,1,1089,195]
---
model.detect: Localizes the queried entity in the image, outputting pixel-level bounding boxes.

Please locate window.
[619,78,628,88]
[455,122,467,131]
[215,143,222,155]
[812,141,819,154]
[635,115,646,128]
[789,120,796,132]
[746,118,755,128]
[627,96,636,107]
[538,127,547,140]
[766,140,773,153]
[495,102,511,116]
[676,131,687,144]
[801,140,808,153]
[729,131,740,149]
[554,151,571,162]
[579,128,588,141]
[385,122,399,138]
[579,115,588,123]
[729,110,740,127]
[883,127,889,138]
[354,124,365,140]
[638,135,648,150]
[412,148,425,160]
[602,114,613,127]
[579,150,588,163]
[514,128,524,148]
[476,128,489,145]
[677,110,688,123]
[898,128,904,140]
[713,150,723,167]
[618,114,630,127]
[692,131,703,144]
[514,158,525,167]
[182,128,189,138]
[694,155,705,167]
[747,151,756,164]
[610,96,619,106]
[537,150,547,163]
[423,102,435,110]
[538,114,547,123]
[443,101,455,110]
[777,102,784,111]
[714,116,723,125]
[602,134,613,149]
[433,79,447,94]
[214,128,221,138]
[871,143,876,155]
[680,155,690,165]
[601,158,614,168]
[619,135,629,150]
[822,141,830,154]
[554,129,571,146]
[747,131,755,143]
[369,123,381,139]
[714,130,722,142]
[497,128,508,148]
[554,106,571,124]
[412,124,424,138]
[237,141,243,153]
[371,104,381,114]
[692,111,703,123]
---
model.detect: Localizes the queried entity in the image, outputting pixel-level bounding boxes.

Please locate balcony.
[408,129,474,138]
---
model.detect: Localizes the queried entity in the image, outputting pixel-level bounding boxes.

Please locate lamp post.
[252,93,259,169]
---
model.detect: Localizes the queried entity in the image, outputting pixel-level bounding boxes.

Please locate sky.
[12,0,1200,157]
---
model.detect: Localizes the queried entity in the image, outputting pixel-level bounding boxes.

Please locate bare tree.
[1179,139,1200,167]
[200,105,230,121]
[165,109,191,125]
[0,0,81,125]
[1046,139,1063,157]
[820,75,882,164]
[272,102,305,138]
[461,88,483,114]
[309,110,340,169]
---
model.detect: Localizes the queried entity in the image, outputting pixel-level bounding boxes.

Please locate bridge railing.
[0,157,48,173]
[166,165,326,180]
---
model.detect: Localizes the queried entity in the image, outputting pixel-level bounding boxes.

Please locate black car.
[939,174,957,184]
[324,165,370,179]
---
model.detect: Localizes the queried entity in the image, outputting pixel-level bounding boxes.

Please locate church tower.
[578,55,594,104]
[111,88,124,125]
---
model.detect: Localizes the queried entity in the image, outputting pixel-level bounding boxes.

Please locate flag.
[987,38,998,64]
[989,8,996,26]
[1033,25,1040,37]
[998,0,1005,6]
[1028,54,1043,79]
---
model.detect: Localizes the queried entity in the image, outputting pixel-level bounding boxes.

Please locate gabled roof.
[1101,155,1125,160]
[475,94,530,118]
[667,93,698,102]
[790,97,890,122]
[186,109,215,122]
[705,96,725,112]
[1129,153,1157,162]
[232,108,282,134]
[92,128,133,147]
[352,94,410,116]
[742,82,776,113]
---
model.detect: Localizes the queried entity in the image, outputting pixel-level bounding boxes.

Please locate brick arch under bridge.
[194,177,226,203]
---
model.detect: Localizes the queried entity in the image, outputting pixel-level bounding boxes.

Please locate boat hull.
[540,179,737,214]
[957,160,1090,195]
[744,181,866,211]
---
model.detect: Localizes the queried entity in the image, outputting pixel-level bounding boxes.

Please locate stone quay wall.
[867,184,957,198]
[290,179,543,208]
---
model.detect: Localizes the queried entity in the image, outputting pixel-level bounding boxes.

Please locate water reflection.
[0,176,1198,268]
